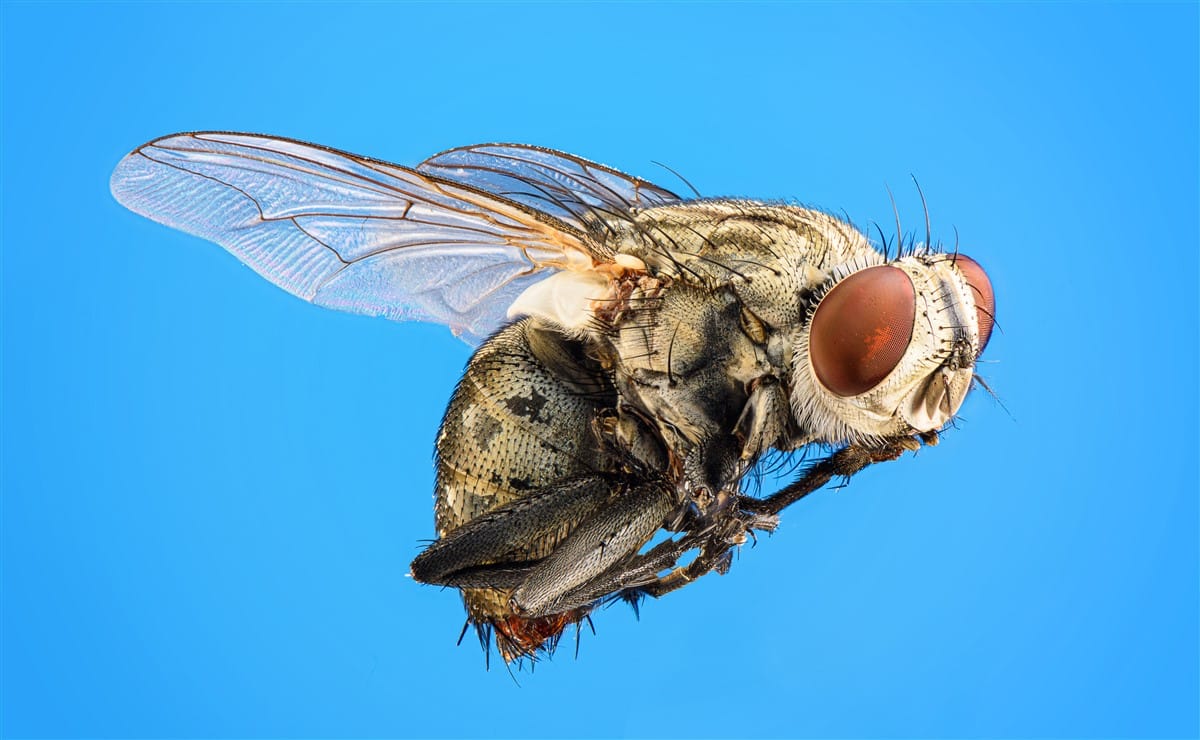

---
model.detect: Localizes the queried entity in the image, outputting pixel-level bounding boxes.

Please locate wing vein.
[136,150,353,266]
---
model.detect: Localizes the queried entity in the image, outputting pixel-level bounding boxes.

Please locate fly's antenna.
[652,160,702,199]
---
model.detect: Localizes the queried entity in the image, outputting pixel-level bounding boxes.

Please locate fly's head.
[789,251,996,445]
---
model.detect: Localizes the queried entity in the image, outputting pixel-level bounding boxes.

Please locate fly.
[111,133,996,665]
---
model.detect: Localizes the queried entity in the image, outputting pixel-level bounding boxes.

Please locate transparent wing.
[417,144,681,230]
[110,132,602,343]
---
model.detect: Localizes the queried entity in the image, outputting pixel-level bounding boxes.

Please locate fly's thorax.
[606,199,884,368]
[614,200,874,302]
[509,200,879,352]
[608,284,751,450]
[595,201,893,465]
[789,252,992,444]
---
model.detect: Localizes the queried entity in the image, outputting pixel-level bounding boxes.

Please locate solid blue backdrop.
[2,2,1196,737]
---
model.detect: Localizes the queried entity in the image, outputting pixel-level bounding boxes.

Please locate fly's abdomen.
[431,319,621,656]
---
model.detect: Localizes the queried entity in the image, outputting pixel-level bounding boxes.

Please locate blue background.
[2,3,1197,738]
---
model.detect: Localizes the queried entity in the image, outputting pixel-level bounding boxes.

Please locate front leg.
[740,437,919,516]
[672,375,794,519]
[611,438,923,604]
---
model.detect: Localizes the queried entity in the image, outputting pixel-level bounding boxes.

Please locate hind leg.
[414,320,642,659]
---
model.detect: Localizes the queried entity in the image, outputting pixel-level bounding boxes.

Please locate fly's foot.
[740,508,780,535]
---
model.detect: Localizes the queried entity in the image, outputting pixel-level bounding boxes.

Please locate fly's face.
[792,252,996,444]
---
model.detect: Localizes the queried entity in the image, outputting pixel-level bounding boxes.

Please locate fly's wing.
[417,144,682,231]
[110,132,605,344]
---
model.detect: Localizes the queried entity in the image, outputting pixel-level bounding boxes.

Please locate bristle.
[468,608,594,666]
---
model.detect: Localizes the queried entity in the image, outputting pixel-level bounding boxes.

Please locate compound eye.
[809,266,916,397]
[953,255,995,353]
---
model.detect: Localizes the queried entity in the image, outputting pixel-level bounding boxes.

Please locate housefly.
[111,133,995,664]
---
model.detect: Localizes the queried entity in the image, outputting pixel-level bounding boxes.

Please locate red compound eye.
[810,266,916,397]
[953,255,995,353]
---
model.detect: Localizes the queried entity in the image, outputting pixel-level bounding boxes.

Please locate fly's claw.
[742,509,781,534]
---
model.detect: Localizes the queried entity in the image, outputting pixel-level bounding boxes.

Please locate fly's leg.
[594,438,922,604]
[410,475,620,587]
[413,473,677,619]
[508,479,675,616]
[425,438,921,620]
[740,437,918,517]
[536,512,756,612]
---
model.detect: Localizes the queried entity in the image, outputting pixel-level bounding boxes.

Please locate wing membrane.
[110,132,599,342]
[417,144,681,229]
